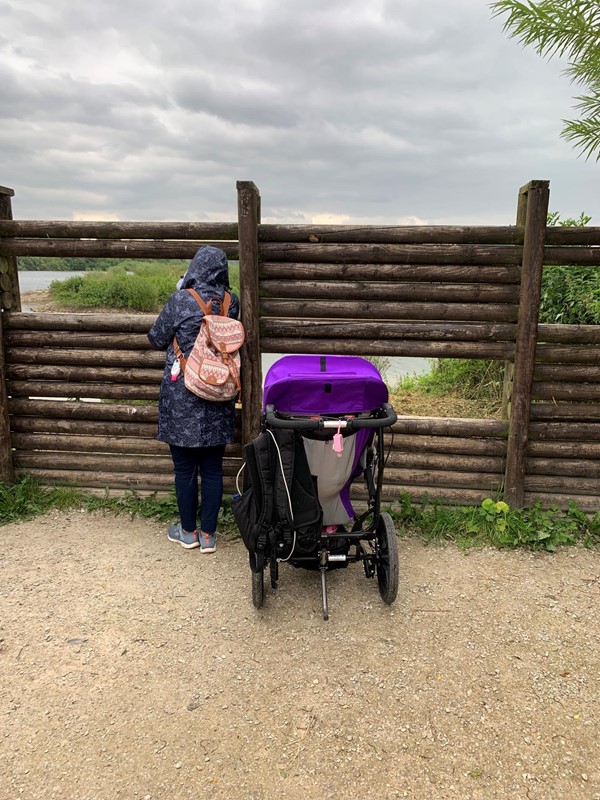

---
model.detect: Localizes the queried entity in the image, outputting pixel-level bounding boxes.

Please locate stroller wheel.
[252,569,264,609]
[375,512,399,605]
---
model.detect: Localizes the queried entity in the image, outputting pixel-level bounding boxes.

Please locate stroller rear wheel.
[376,512,399,605]
[252,569,264,608]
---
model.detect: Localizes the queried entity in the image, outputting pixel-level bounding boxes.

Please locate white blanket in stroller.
[302,436,356,525]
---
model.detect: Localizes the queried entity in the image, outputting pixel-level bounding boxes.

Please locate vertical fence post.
[0,186,17,482]
[237,181,262,444]
[503,180,549,507]
[0,186,21,312]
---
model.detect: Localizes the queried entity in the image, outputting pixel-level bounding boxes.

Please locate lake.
[18,271,432,382]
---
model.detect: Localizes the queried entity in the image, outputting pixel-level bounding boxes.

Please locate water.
[19,270,85,292]
[17,270,432,382]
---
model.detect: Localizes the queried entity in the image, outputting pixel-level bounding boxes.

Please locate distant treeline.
[18,256,189,271]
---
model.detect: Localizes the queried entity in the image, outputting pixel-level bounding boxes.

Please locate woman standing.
[148,246,239,553]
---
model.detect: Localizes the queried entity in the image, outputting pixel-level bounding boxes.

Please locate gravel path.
[1,512,598,800]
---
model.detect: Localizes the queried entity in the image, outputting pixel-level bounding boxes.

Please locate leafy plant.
[389,494,599,551]
[541,211,600,325]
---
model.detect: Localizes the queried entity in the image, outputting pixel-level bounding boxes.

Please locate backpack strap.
[172,289,233,371]
[187,288,231,316]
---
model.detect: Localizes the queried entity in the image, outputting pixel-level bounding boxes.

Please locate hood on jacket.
[181,246,230,295]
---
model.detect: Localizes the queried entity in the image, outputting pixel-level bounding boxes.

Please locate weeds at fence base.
[388,493,600,552]
[1,477,598,551]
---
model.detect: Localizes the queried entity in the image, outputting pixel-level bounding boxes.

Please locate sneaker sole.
[200,545,217,554]
[167,533,199,549]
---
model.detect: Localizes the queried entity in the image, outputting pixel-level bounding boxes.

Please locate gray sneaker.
[199,532,217,554]
[167,523,199,550]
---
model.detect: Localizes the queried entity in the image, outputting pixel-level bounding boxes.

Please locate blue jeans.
[169,444,225,534]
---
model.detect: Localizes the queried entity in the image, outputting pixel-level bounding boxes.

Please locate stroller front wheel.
[376,511,399,605]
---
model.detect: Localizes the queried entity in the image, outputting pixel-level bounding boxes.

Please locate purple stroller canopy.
[263,355,389,415]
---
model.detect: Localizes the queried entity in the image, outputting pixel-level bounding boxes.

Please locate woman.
[148,246,240,553]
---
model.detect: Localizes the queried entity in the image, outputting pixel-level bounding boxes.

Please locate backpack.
[232,428,323,572]
[173,288,245,402]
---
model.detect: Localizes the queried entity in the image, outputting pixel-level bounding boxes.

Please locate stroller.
[232,355,399,620]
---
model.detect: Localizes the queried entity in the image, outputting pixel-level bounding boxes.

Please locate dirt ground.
[0,513,598,800]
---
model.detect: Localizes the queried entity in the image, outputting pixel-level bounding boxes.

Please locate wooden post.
[0,310,14,483]
[237,181,262,444]
[0,186,21,312]
[504,180,549,507]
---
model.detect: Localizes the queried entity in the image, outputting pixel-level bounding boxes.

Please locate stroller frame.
[251,400,399,620]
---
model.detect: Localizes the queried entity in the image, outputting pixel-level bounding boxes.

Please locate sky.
[1,0,598,226]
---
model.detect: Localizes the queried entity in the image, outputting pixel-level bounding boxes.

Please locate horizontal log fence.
[0,179,598,512]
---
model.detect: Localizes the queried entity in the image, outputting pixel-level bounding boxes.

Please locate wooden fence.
[0,180,598,510]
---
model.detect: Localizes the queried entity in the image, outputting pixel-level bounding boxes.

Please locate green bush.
[541,211,600,325]
[48,258,240,312]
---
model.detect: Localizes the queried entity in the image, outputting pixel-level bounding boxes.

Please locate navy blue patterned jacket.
[147,246,240,448]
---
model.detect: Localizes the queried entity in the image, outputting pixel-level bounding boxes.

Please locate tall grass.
[49,260,241,313]
[394,358,505,415]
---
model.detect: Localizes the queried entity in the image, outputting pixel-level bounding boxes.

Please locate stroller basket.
[233,355,399,620]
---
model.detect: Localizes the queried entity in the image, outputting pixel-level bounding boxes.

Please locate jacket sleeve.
[147,294,179,350]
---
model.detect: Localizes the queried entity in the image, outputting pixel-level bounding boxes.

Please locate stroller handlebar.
[264,403,397,431]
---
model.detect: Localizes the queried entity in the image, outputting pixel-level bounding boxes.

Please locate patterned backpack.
[173,288,245,402]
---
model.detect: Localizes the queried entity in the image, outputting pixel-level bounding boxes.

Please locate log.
[532,382,600,402]
[525,474,600,495]
[260,337,513,360]
[381,466,503,491]
[3,312,157,332]
[523,491,600,512]
[260,262,522,283]
[258,224,523,245]
[391,416,508,438]
[384,450,504,474]
[530,403,600,421]
[544,226,600,246]
[7,380,160,400]
[534,364,600,382]
[388,434,507,456]
[504,180,549,507]
[237,181,262,444]
[260,299,519,322]
[544,246,600,266]
[261,320,517,342]
[11,430,243,458]
[0,238,239,259]
[0,191,20,311]
[6,363,163,384]
[0,220,238,239]
[8,398,159,421]
[0,313,13,481]
[352,484,497,505]
[526,457,600,478]
[535,345,600,365]
[259,279,520,304]
[16,468,239,494]
[11,417,159,438]
[537,324,600,344]
[529,421,600,440]
[6,347,165,368]
[13,451,242,476]
[11,432,168,455]
[258,242,522,265]
[6,331,158,350]
[528,440,600,458]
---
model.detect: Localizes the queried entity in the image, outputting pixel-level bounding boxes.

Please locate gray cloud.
[0,0,597,224]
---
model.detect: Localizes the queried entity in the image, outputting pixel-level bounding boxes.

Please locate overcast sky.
[1,0,597,226]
